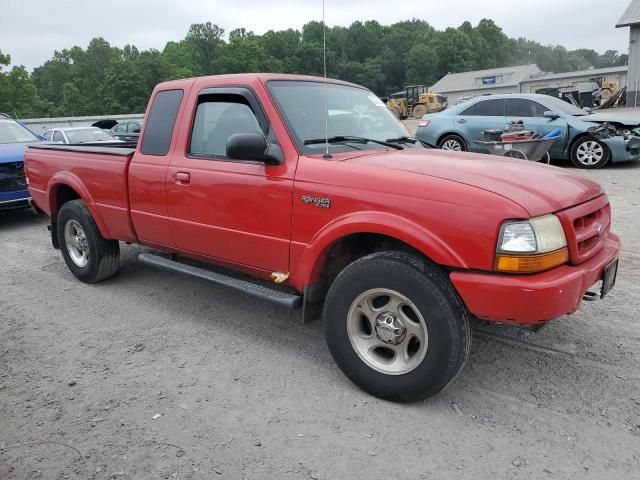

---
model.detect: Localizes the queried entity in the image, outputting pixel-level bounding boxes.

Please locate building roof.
[617,0,640,27]
[523,65,628,83]
[430,65,539,94]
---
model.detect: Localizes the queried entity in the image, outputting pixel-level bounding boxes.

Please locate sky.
[0,0,632,71]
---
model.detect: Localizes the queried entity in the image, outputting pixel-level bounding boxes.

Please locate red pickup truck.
[26,74,620,402]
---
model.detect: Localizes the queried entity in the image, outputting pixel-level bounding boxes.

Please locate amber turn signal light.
[495,248,569,274]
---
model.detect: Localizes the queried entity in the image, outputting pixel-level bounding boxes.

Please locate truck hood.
[343,149,603,217]
[0,142,30,164]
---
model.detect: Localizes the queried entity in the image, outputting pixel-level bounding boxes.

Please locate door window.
[189,99,262,158]
[507,99,548,117]
[52,131,64,143]
[43,131,52,141]
[460,99,506,116]
[114,124,126,133]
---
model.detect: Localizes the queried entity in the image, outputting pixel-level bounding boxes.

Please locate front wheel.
[570,136,611,169]
[57,200,120,283]
[322,252,471,402]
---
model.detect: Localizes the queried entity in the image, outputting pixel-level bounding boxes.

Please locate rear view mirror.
[226,133,283,165]
[543,111,560,120]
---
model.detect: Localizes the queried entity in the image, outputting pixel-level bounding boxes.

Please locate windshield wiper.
[385,136,418,145]
[304,135,404,150]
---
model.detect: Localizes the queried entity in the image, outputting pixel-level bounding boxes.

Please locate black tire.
[322,252,471,403]
[437,134,466,151]
[57,200,120,283]
[570,136,611,169]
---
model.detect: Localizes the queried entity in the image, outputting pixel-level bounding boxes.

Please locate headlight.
[495,215,568,273]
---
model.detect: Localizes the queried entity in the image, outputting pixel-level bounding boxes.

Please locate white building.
[430,64,628,105]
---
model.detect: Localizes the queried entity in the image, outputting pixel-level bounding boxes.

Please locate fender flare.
[47,171,111,238]
[296,211,468,286]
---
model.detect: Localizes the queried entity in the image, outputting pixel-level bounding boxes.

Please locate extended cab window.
[507,99,548,117]
[461,99,506,116]
[141,89,183,156]
[189,98,262,158]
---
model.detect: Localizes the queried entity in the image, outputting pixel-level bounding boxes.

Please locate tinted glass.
[507,99,548,117]
[461,99,505,116]
[141,89,183,156]
[128,122,141,133]
[190,100,262,157]
[53,131,64,143]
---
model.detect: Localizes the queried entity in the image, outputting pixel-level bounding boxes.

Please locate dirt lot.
[1,159,640,480]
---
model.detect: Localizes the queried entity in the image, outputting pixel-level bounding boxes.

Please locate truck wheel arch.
[48,173,111,240]
[295,212,468,290]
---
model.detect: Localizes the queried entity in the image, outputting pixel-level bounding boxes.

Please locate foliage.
[0,19,629,118]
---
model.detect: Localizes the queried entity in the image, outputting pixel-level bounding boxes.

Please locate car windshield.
[65,128,114,143]
[541,96,589,116]
[267,80,418,154]
[0,119,40,144]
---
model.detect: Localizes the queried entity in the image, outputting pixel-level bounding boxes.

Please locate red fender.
[294,211,468,289]
[47,171,111,239]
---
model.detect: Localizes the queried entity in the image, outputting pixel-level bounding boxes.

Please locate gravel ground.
[1,159,639,480]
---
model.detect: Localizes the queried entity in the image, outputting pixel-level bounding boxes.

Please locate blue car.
[416,94,640,169]
[0,114,42,210]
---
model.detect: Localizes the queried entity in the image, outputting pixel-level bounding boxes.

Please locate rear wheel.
[322,252,471,402]
[412,104,427,119]
[57,200,120,283]
[570,136,610,169]
[438,134,466,151]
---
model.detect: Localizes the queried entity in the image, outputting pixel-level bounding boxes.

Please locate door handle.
[174,171,190,184]
[456,118,466,124]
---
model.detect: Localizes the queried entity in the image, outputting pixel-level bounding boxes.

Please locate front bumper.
[450,233,620,325]
[602,136,640,163]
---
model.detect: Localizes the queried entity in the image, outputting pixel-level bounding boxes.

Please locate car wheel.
[57,200,120,283]
[438,134,466,151]
[322,252,471,403]
[570,136,611,169]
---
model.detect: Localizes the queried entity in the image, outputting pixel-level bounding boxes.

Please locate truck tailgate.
[26,145,137,242]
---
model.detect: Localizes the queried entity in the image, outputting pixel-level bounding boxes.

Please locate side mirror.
[583,107,592,114]
[226,133,283,165]
[543,111,560,120]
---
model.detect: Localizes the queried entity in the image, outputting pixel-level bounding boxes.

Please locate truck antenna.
[322,0,331,159]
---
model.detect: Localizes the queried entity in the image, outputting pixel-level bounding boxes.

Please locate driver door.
[166,87,293,274]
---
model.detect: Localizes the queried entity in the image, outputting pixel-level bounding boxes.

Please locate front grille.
[556,195,611,264]
[0,161,27,193]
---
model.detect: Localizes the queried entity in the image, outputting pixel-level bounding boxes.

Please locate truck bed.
[26,143,138,242]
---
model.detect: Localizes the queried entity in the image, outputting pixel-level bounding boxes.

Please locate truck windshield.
[267,80,419,154]
[0,119,40,144]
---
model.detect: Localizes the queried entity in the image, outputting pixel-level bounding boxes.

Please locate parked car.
[416,93,640,169]
[0,113,42,210]
[110,121,143,142]
[42,127,119,144]
[25,74,619,402]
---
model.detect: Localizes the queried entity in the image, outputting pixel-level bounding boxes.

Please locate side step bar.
[138,253,302,310]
